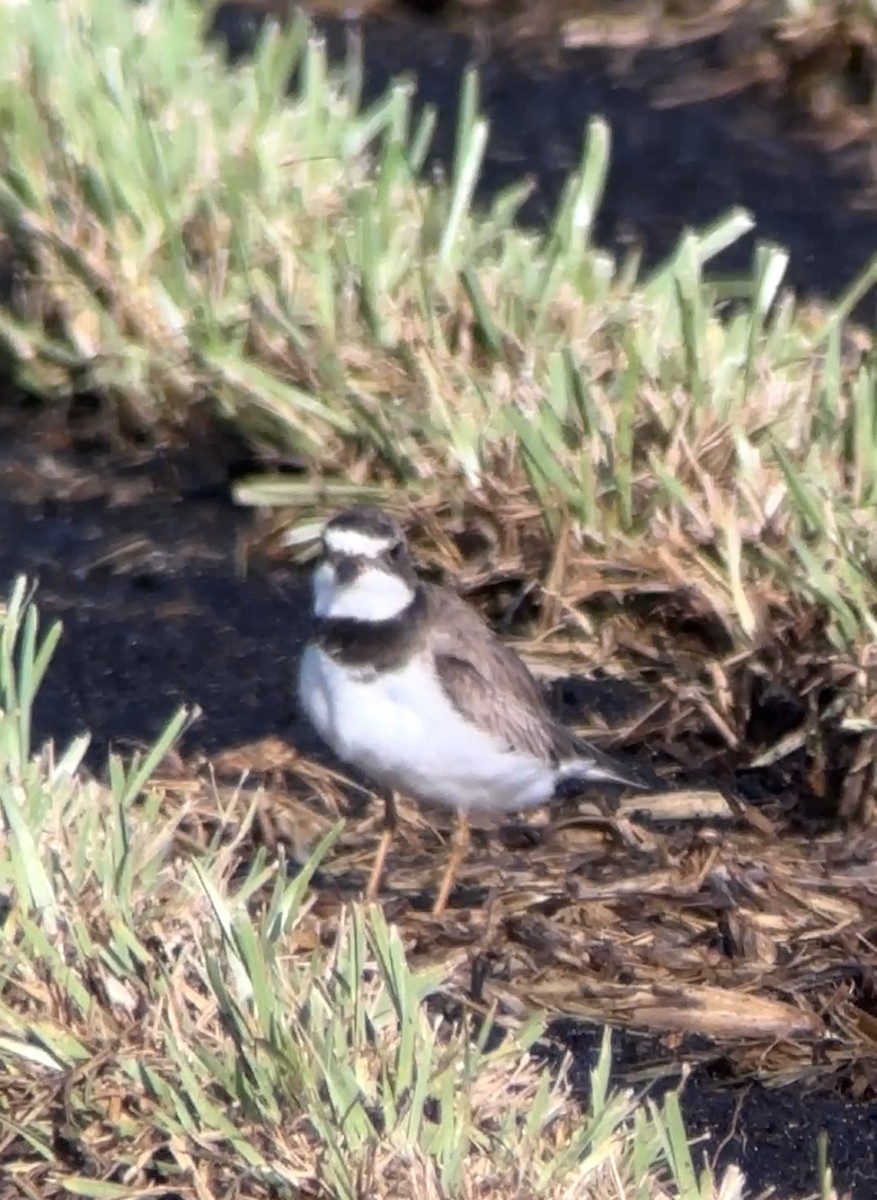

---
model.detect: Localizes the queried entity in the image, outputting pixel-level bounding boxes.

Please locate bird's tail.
[558,741,648,791]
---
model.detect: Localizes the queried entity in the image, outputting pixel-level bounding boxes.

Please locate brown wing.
[424,584,577,763]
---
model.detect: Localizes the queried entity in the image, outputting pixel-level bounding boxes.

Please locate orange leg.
[365,790,398,903]
[433,811,470,916]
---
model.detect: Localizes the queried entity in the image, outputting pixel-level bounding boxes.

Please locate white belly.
[298,644,555,814]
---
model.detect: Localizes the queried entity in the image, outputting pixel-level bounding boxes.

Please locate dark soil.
[0,451,313,765]
[212,3,877,316]
[558,1021,877,1200]
[2,418,876,1200]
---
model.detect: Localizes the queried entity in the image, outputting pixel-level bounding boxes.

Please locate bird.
[297,505,646,914]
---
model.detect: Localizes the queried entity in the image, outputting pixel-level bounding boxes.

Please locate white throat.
[313,561,414,621]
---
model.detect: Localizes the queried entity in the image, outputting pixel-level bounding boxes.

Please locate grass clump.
[1,4,877,786]
[0,579,758,1199]
[0,1,875,600]
[0,5,870,1187]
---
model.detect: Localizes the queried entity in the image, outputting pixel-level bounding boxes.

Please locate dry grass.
[1,0,876,694]
[247,489,877,837]
[0,577,861,1198]
[0,1,875,1190]
[198,710,877,1100]
[0,580,761,1200]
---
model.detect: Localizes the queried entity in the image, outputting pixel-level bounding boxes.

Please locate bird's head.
[312,506,417,622]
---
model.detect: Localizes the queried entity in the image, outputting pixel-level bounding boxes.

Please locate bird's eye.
[387,540,405,565]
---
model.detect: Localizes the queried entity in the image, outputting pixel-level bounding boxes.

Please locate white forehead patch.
[323,527,395,558]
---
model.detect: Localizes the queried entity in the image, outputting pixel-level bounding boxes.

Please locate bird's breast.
[298,645,556,812]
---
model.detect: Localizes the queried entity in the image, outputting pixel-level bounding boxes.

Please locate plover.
[298,505,645,913]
